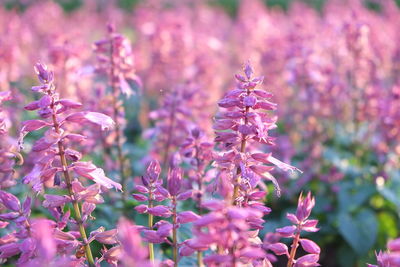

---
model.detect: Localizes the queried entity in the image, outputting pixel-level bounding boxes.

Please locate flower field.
[0,0,400,266]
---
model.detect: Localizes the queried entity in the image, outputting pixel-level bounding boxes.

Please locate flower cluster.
[0,91,21,189]
[368,238,400,267]
[214,62,300,204]
[269,192,320,267]
[0,190,88,266]
[93,23,140,194]
[179,127,214,213]
[182,199,269,266]
[94,23,139,98]
[5,0,400,264]
[146,82,211,170]
[0,191,34,264]
[133,160,198,265]
[18,62,120,266]
[0,57,323,266]
[115,218,150,267]
[20,62,119,191]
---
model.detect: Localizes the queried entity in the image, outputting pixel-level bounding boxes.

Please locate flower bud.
[177,211,200,224]
[267,243,289,256]
[148,205,172,217]
[299,238,320,254]
[276,226,296,238]
[167,168,182,196]
[0,191,20,212]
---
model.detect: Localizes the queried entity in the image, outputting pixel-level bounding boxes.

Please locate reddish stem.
[287,228,301,267]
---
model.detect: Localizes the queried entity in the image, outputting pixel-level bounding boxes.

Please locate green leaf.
[338,181,375,213]
[338,209,377,255]
[378,170,400,212]
[337,243,357,267]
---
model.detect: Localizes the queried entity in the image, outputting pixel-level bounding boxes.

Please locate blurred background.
[1,0,400,266]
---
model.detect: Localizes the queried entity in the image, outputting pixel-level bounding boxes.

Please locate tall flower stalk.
[134,162,197,266]
[214,62,300,205]
[51,108,95,266]
[146,82,211,173]
[94,24,139,197]
[270,192,320,267]
[180,127,213,267]
[0,91,22,189]
[133,160,162,263]
[20,62,120,266]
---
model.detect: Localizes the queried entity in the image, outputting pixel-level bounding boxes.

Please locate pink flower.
[267,243,289,256]
[147,205,172,217]
[72,162,122,191]
[167,168,182,196]
[0,190,21,212]
[299,239,320,254]
[274,192,320,267]
[117,218,149,266]
[370,237,400,267]
[276,226,296,238]
[43,195,71,208]
[214,62,300,204]
[31,219,56,261]
[294,254,320,267]
[177,211,200,224]
[0,243,20,259]
[64,111,114,131]
[93,229,118,245]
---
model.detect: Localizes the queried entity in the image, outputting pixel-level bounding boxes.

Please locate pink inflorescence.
[214,62,300,204]
[2,1,400,266]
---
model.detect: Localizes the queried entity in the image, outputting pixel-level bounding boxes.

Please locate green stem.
[51,106,95,267]
[194,146,204,267]
[172,197,178,267]
[148,190,155,263]
[197,251,204,267]
[109,37,127,200]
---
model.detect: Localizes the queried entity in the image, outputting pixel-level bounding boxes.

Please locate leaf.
[338,181,375,213]
[337,243,357,267]
[338,209,377,255]
[379,187,400,210]
[378,171,400,212]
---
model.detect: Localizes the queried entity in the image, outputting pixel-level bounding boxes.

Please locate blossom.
[117,218,149,267]
[19,62,119,266]
[272,192,320,267]
[369,237,400,267]
[214,62,300,204]
[184,200,269,266]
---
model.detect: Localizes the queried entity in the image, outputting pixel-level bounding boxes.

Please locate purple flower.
[43,195,71,208]
[117,218,149,267]
[64,111,115,131]
[19,62,120,266]
[190,200,271,265]
[267,243,289,256]
[177,211,200,224]
[299,239,321,254]
[167,168,182,196]
[214,62,300,204]
[0,190,21,212]
[148,206,172,217]
[276,226,296,238]
[273,192,320,267]
[369,237,400,267]
[34,62,54,84]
